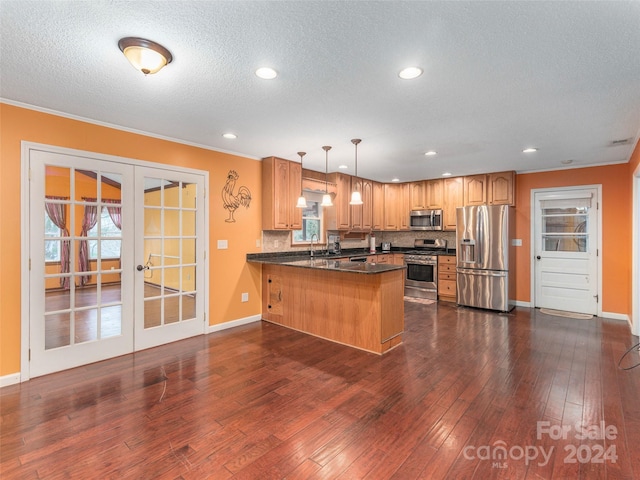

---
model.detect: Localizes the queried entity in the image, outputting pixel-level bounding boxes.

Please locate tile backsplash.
[262,230,457,253]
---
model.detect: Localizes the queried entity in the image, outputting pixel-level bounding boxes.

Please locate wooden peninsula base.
[261,263,404,354]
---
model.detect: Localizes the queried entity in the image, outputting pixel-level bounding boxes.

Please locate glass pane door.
[29,150,134,377]
[134,168,205,350]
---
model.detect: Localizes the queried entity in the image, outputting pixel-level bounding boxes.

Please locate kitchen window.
[292,192,324,244]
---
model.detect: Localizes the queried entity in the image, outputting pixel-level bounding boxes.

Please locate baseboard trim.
[207,314,262,334]
[601,311,631,323]
[514,300,532,308]
[0,373,22,388]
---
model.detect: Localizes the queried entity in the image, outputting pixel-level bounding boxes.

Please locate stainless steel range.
[404,238,448,300]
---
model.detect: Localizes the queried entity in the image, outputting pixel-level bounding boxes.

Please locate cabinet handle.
[278,291,282,301]
[268,304,272,309]
[268,279,272,283]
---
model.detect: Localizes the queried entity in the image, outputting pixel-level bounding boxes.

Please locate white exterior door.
[27,146,207,378]
[533,187,599,315]
[134,167,206,350]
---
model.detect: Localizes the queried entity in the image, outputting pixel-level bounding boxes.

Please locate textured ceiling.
[1,0,639,182]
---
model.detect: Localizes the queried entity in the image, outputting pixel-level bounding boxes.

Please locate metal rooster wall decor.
[222,170,252,223]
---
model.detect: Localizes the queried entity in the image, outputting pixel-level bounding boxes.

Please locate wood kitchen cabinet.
[325,172,351,230]
[425,179,444,209]
[264,273,284,316]
[438,255,457,302]
[410,181,426,210]
[463,174,487,206]
[351,178,373,231]
[400,183,411,230]
[262,156,302,230]
[372,181,384,230]
[383,183,400,230]
[443,176,463,231]
[488,171,515,206]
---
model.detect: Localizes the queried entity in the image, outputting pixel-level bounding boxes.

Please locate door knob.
[136,264,148,271]
[536,256,541,260]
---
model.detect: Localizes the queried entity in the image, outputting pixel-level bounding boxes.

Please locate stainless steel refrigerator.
[456,205,515,312]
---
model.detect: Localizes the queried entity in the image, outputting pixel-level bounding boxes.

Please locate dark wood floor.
[2,301,640,479]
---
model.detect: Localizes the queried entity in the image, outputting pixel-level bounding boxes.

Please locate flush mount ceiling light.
[561,159,574,165]
[321,146,333,207]
[118,37,172,75]
[442,172,452,177]
[255,67,278,79]
[296,152,308,209]
[349,139,363,205]
[391,177,400,182]
[338,164,348,170]
[222,133,237,139]
[398,66,423,80]
[424,150,437,156]
[522,147,538,153]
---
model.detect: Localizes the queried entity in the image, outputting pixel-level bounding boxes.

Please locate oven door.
[404,260,437,299]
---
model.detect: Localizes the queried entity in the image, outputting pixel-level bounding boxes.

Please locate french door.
[27,146,206,378]
[533,187,600,315]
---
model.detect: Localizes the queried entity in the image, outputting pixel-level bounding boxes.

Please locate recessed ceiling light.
[522,148,538,153]
[222,133,237,139]
[561,159,574,165]
[398,67,423,80]
[424,150,437,156]
[255,67,278,79]
[442,172,452,177]
[338,164,348,169]
[391,177,400,182]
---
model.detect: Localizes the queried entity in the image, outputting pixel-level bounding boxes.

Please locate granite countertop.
[246,254,405,274]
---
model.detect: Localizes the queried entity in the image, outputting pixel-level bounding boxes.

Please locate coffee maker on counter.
[328,234,341,254]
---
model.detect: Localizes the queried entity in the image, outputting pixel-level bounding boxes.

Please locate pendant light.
[321,146,333,207]
[296,152,308,208]
[350,138,363,205]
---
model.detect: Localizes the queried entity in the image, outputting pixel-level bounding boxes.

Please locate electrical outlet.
[241,292,249,302]
[217,239,228,249]
[274,240,279,248]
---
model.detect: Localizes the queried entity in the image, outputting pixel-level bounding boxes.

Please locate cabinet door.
[361,179,373,230]
[372,181,384,230]
[273,158,292,229]
[383,183,400,230]
[443,176,463,231]
[350,177,363,230]
[288,161,303,230]
[410,181,426,210]
[463,174,487,206]
[266,274,283,316]
[425,179,444,209]
[336,173,351,230]
[400,183,411,230]
[488,171,515,206]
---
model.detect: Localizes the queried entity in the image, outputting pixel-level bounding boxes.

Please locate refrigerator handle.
[476,207,483,266]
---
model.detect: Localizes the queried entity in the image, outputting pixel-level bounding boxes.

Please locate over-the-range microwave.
[409,209,443,231]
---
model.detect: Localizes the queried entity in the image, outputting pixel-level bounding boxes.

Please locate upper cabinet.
[463,171,515,207]
[463,174,487,206]
[325,172,351,230]
[372,181,384,231]
[488,171,515,205]
[383,183,400,230]
[400,183,411,230]
[262,157,302,230]
[350,178,373,231]
[443,176,463,231]
[409,181,426,210]
[425,179,444,209]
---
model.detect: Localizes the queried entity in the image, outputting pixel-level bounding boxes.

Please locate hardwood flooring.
[2,302,640,479]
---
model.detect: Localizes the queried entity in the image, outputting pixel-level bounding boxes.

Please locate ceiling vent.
[609,138,633,146]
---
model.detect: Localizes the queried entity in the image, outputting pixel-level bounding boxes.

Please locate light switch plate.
[217,239,228,249]
[512,239,523,247]
[241,292,249,302]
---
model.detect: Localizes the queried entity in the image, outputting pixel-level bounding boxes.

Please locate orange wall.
[514,163,631,315]
[0,103,263,376]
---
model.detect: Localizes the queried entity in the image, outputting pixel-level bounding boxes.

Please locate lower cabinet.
[438,255,457,302]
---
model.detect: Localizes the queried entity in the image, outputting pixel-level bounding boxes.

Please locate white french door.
[27,146,206,378]
[533,187,600,315]
[134,167,205,350]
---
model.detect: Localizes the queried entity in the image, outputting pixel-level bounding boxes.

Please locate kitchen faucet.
[310,233,318,258]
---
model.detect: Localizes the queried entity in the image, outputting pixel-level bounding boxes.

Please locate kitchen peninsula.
[247,254,406,354]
